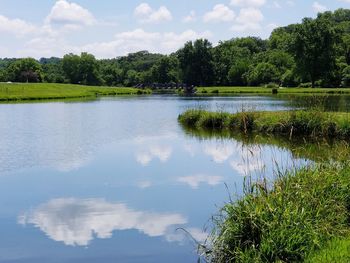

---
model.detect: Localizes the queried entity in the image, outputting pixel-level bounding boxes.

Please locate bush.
[265,82,279,89]
[299,82,313,88]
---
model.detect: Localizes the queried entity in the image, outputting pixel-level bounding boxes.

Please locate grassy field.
[198,86,350,94]
[2,84,350,102]
[0,83,148,101]
[178,109,350,139]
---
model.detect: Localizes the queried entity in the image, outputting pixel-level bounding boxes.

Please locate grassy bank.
[197,87,350,95]
[178,110,350,139]
[205,162,350,262]
[0,83,149,102]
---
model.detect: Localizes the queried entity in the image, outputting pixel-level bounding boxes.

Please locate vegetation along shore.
[179,109,350,262]
[178,109,350,139]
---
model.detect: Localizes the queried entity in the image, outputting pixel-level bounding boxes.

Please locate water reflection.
[18,198,188,246]
[135,145,173,166]
[177,174,224,189]
[0,95,325,262]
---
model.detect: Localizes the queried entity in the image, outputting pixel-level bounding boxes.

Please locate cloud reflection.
[203,143,234,163]
[136,145,172,166]
[18,198,186,246]
[177,174,224,189]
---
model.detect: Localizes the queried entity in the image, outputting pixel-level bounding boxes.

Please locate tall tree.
[292,15,338,88]
[177,39,214,86]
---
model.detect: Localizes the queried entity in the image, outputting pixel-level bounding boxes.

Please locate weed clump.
[178,110,350,140]
[205,162,350,262]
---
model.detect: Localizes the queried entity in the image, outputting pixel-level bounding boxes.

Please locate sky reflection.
[19,198,189,246]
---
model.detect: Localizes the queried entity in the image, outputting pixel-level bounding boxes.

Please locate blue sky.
[0,0,349,58]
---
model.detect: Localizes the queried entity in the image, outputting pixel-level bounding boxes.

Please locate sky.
[0,0,349,59]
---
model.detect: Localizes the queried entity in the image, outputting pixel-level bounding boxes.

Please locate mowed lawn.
[0,83,145,101]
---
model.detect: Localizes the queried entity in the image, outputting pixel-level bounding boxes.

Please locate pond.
[0,95,349,263]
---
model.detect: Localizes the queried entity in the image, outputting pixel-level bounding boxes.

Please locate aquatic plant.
[203,162,350,262]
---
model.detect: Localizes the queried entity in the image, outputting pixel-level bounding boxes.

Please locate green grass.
[306,237,350,262]
[198,86,350,94]
[205,162,350,262]
[178,110,350,139]
[179,109,350,261]
[0,83,149,102]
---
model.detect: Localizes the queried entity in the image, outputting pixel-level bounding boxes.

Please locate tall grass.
[178,109,350,139]
[204,162,350,262]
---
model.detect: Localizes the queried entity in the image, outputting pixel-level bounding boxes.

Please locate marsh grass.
[179,109,350,262]
[203,161,350,262]
[178,109,350,139]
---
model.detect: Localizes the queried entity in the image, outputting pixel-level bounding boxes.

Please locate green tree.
[62,53,101,85]
[246,62,280,85]
[177,39,214,86]
[7,58,43,83]
[62,54,81,84]
[292,16,338,88]
[151,56,179,83]
[79,52,101,85]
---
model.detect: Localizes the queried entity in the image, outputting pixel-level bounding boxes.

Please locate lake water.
[0,95,348,263]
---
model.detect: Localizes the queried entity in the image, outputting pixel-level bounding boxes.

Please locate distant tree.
[40,57,65,83]
[7,58,43,82]
[151,56,179,83]
[292,16,338,88]
[228,60,250,86]
[100,64,123,86]
[79,52,101,85]
[246,62,280,85]
[62,54,81,84]
[124,70,140,86]
[213,39,252,85]
[177,39,214,86]
[62,53,101,85]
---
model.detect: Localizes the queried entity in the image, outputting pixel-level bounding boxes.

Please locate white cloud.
[203,4,235,23]
[312,2,327,13]
[231,8,264,32]
[134,3,172,23]
[19,198,187,246]
[183,11,197,23]
[177,174,224,189]
[46,0,96,26]
[230,0,266,7]
[77,29,212,58]
[0,15,37,37]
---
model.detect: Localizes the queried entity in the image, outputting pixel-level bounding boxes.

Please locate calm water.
[0,95,348,263]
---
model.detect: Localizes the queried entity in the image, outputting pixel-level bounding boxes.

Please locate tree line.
[1,9,350,88]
